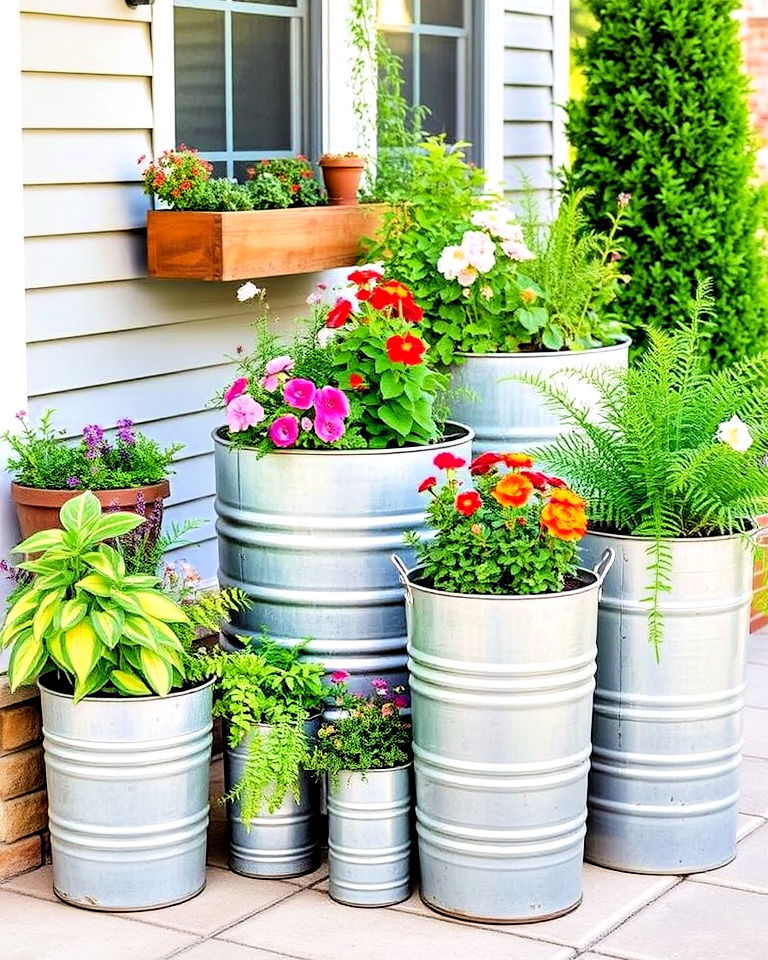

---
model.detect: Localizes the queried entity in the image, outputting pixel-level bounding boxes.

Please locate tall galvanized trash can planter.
[327,765,411,907]
[39,674,213,911]
[225,717,321,878]
[396,552,613,923]
[214,423,473,693]
[580,530,754,874]
[448,340,630,456]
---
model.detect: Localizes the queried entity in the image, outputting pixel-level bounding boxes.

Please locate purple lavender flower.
[82,423,105,460]
[66,476,80,488]
[116,417,136,446]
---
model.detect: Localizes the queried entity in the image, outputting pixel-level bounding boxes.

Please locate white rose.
[236,281,261,302]
[716,415,753,453]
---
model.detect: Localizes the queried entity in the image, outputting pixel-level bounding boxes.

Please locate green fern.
[226,720,310,820]
[521,279,768,657]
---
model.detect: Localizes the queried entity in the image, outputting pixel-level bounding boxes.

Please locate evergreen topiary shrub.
[567,0,768,366]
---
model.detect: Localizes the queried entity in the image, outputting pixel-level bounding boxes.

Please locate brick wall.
[0,679,47,880]
[742,0,768,176]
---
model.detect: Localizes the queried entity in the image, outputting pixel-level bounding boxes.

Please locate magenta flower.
[314,414,346,444]
[283,378,317,410]
[226,395,265,433]
[393,694,409,709]
[265,355,294,376]
[224,377,249,404]
[269,413,299,448]
[116,418,135,446]
[330,670,350,684]
[300,416,313,432]
[371,678,388,691]
[314,385,350,420]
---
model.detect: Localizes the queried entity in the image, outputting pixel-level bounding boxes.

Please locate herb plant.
[523,281,768,653]
[247,156,324,207]
[406,450,587,596]
[0,492,190,700]
[309,675,411,784]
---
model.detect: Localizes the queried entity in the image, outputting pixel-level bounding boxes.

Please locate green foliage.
[566,0,768,365]
[192,179,255,212]
[140,146,213,209]
[309,678,411,784]
[0,492,190,701]
[3,410,179,490]
[194,642,326,819]
[247,156,325,208]
[522,281,768,654]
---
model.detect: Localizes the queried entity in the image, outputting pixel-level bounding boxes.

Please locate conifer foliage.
[567,0,768,365]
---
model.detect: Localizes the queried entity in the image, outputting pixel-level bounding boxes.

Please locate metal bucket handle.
[593,548,615,590]
[391,553,413,606]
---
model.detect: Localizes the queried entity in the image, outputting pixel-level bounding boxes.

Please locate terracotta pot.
[318,156,366,206]
[10,480,171,543]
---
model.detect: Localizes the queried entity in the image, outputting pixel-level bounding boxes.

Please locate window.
[377,0,481,154]
[173,0,318,180]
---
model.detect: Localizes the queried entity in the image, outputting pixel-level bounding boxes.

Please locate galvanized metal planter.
[327,765,411,907]
[225,716,321,878]
[580,530,753,874]
[214,424,473,694]
[397,553,613,923]
[448,339,630,456]
[39,674,213,912]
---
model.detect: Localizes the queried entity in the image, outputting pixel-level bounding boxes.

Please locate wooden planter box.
[146,204,387,281]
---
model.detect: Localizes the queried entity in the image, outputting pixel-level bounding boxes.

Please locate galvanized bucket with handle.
[395,550,614,923]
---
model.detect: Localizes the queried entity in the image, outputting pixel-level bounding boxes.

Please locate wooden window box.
[146,204,387,281]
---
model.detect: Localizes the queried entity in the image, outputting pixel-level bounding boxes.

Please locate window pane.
[232,13,292,151]
[174,7,226,152]
[241,1,297,5]
[420,34,457,140]
[421,0,464,27]
[210,161,228,178]
[377,0,414,26]
[380,31,414,107]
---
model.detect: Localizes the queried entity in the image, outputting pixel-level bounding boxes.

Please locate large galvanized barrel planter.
[39,674,213,911]
[397,552,613,923]
[225,716,321,878]
[449,339,630,456]
[580,530,753,874]
[327,764,411,907]
[214,423,473,694]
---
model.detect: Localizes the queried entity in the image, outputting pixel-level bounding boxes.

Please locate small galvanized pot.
[39,674,213,912]
[581,530,754,874]
[396,552,613,923]
[225,716,321,878]
[449,340,630,456]
[327,764,411,907]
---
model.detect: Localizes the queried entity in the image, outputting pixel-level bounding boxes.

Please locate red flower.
[348,268,383,285]
[326,298,353,328]
[469,452,503,476]
[455,491,482,517]
[291,183,300,194]
[349,373,366,390]
[418,476,437,493]
[501,452,535,469]
[545,475,567,488]
[520,469,549,490]
[386,334,427,366]
[434,452,466,470]
[400,296,423,323]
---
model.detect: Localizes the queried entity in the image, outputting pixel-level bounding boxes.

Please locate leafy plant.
[309,675,411,785]
[246,157,322,208]
[406,449,587,596]
[521,280,768,654]
[193,642,326,820]
[0,492,190,701]
[566,0,768,366]
[139,145,213,209]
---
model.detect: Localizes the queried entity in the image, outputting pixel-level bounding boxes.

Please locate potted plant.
[309,674,412,907]
[393,450,613,922]
[0,492,212,911]
[366,140,631,455]
[3,410,179,544]
[246,155,326,208]
[193,642,327,878]
[214,276,472,694]
[318,153,367,205]
[526,281,768,874]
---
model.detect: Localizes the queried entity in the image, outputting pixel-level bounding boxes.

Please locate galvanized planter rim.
[334,762,413,776]
[227,712,322,734]
[38,673,214,703]
[401,564,599,601]
[454,335,631,361]
[586,525,756,545]
[213,421,473,457]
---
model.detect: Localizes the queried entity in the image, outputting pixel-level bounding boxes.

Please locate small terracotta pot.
[10,480,171,544]
[318,156,366,206]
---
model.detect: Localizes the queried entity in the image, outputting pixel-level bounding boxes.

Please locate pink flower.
[300,416,313,432]
[224,377,249,404]
[226,395,265,433]
[314,414,346,443]
[265,355,295,376]
[283,378,317,410]
[330,670,350,684]
[457,266,478,286]
[393,694,409,709]
[371,677,388,691]
[261,374,279,392]
[460,230,496,273]
[501,239,535,262]
[269,414,299,448]
[314,385,350,419]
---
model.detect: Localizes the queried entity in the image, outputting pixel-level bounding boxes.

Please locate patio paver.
[176,944,307,960]
[746,663,768,708]
[689,820,768,894]
[747,632,768,666]
[742,706,768,758]
[738,755,768,817]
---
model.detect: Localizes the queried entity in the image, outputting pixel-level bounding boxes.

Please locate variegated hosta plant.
[0,491,190,701]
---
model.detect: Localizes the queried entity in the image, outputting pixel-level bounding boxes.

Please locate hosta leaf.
[8,631,47,691]
[74,661,113,701]
[121,615,161,650]
[110,669,151,697]
[48,632,74,674]
[129,592,189,624]
[60,491,102,534]
[110,591,144,615]
[32,589,64,643]
[91,512,145,542]
[1,590,40,636]
[90,609,124,649]
[63,620,103,687]
[121,574,160,589]
[82,546,125,582]
[11,528,64,556]
[148,617,184,648]
[57,597,88,633]
[139,648,173,697]
[75,573,112,597]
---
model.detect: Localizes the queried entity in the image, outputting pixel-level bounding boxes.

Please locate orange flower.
[541,489,588,542]
[520,289,538,305]
[501,452,534,469]
[492,472,534,508]
[548,488,586,509]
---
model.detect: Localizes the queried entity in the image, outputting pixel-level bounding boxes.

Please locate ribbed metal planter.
[327,765,411,907]
[225,716,321,878]
[397,553,613,923]
[39,675,213,912]
[214,424,473,694]
[449,339,630,456]
[580,530,753,874]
